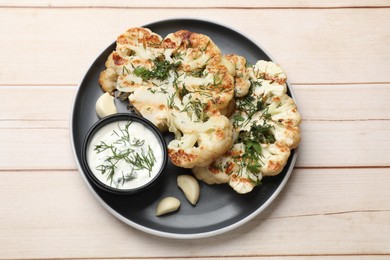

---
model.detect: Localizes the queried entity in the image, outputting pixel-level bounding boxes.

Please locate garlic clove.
[95,92,117,118]
[155,197,181,216]
[177,175,200,205]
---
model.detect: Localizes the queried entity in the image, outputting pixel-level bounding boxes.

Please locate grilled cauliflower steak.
[98,26,301,194]
[193,61,301,194]
[168,110,233,168]
[99,27,235,168]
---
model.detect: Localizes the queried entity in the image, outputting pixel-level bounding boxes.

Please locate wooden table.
[1,1,389,259]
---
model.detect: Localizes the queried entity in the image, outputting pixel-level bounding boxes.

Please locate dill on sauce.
[94,121,157,186]
[114,170,137,188]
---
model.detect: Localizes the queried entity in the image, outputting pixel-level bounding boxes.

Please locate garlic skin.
[95,92,117,118]
[177,175,200,205]
[155,197,181,216]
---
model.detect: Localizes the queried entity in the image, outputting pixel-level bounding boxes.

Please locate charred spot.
[227,149,242,157]
[225,162,235,175]
[216,129,225,139]
[117,35,129,44]
[175,30,194,48]
[146,35,161,47]
[162,38,178,49]
[276,143,289,153]
[178,30,193,42]
[113,53,126,66]
[231,174,252,184]
[208,162,221,174]
[268,160,280,171]
[168,149,198,165]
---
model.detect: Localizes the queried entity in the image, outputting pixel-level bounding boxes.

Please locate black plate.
[71,19,298,239]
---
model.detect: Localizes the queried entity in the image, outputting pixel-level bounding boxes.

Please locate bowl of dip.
[81,113,168,195]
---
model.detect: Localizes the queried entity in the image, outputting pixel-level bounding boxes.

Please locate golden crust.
[163,30,222,71]
[98,67,117,93]
[117,27,162,47]
[192,61,301,194]
[98,26,301,193]
[224,54,251,97]
[99,27,236,169]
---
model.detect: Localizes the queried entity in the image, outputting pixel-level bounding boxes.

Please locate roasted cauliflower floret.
[162,30,222,71]
[252,80,287,105]
[193,143,261,194]
[99,67,118,94]
[176,65,234,115]
[229,172,258,194]
[234,93,301,150]
[267,94,301,149]
[128,83,172,132]
[116,27,163,59]
[249,60,287,85]
[99,28,163,93]
[193,143,244,185]
[224,54,251,97]
[260,142,291,176]
[168,111,233,168]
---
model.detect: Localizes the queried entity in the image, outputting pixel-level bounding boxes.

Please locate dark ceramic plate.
[71,19,298,239]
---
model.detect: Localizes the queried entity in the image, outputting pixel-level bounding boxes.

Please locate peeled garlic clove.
[95,92,117,118]
[155,197,181,216]
[177,175,200,205]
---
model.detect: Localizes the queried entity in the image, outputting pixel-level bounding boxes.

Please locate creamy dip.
[87,120,164,190]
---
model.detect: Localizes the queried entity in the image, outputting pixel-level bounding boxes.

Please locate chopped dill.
[134,59,181,81]
[180,98,209,122]
[93,121,157,186]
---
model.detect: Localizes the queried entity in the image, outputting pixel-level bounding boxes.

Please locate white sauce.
[87,120,164,190]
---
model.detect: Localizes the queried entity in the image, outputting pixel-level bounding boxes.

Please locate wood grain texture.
[0,8,389,85]
[1,2,389,259]
[0,85,389,169]
[1,120,388,168]
[1,0,389,8]
[0,120,389,168]
[1,84,390,122]
[0,169,388,259]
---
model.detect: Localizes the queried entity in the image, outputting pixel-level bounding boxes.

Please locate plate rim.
[69,18,299,239]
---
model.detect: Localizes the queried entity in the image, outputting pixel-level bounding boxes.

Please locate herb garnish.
[134,58,181,81]
[230,78,277,178]
[180,98,209,122]
[94,121,157,186]
[233,79,274,128]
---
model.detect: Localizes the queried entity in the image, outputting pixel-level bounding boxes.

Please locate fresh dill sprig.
[180,98,209,122]
[190,67,206,78]
[233,117,276,176]
[115,170,137,188]
[233,79,274,128]
[125,145,156,177]
[167,91,179,110]
[134,58,181,81]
